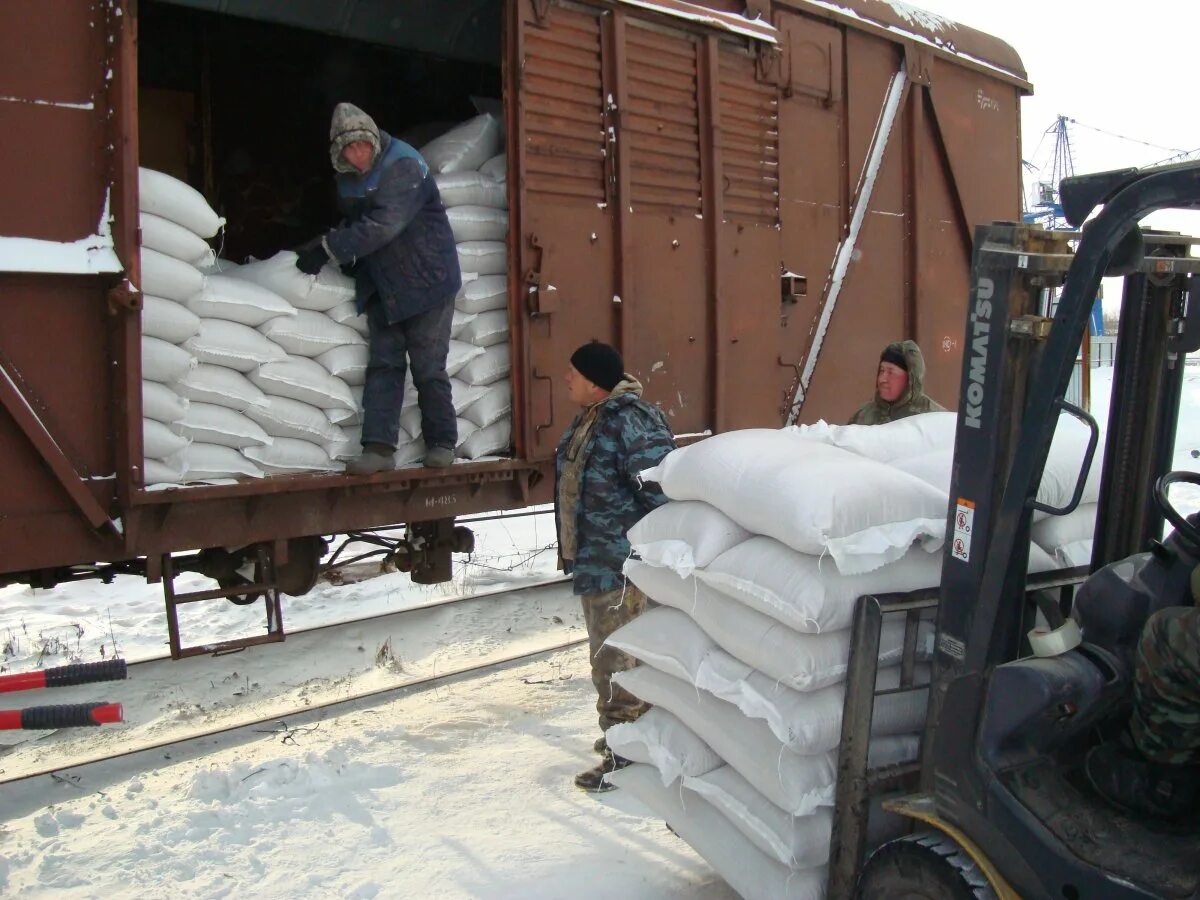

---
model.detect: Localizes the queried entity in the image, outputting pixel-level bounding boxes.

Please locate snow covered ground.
[2,362,1199,898]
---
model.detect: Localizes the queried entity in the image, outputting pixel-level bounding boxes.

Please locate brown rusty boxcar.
[0,0,1028,652]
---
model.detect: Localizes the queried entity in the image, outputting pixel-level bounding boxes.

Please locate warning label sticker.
[952,498,975,563]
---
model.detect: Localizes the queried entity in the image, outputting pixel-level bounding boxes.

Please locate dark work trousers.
[360,294,457,450]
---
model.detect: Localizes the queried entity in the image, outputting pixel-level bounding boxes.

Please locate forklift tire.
[855,831,998,900]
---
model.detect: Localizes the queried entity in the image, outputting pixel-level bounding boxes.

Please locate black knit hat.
[880,344,908,372]
[570,342,624,392]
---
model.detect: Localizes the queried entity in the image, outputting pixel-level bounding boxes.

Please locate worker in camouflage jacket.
[1086,604,1199,820]
[849,339,946,425]
[554,341,675,792]
[296,102,461,474]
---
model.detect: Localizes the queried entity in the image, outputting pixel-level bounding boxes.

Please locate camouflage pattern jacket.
[555,380,675,595]
[849,339,947,425]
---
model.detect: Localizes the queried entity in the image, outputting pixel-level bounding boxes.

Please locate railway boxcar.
[0,0,1028,651]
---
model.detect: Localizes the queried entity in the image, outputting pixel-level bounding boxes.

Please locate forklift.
[826,162,1200,898]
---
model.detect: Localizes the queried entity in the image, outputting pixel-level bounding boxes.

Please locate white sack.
[138,167,224,238]
[462,380,511,428]
[141,295,201,344]
[458,344,510,386]
[245,395,345,444]
[197,258,241,275]
[174,364,268,413]
[141,336,196,384]
[185,274,296,327]
[451,378,490,415]
[457,309,509,348]
[608,765,827,900]
[607,607,929,755]
[612,666,919,817]
[447,206,509,243]
[458,417,511,460]
[230,251,355,312]
[395,438,426,467]
[327,300,370,338]
[143,418,189,459]
[184,319,288,373]
[260,309,366,358]
[686,767,837,871]
[1032,503,1097,555]
[244,438,341,474]
[455,274,507,314]
[177,443,263,480]
[144,456,186,485]
[141,247,205,303]
[420,112,502,174]
[698,538,942,635]
[142,380,188,425]
[450,309,477,339]
[250,357,357,412]
[685,767,906,872]
[605,708,722,786]
[1056,540,1094,568]
[479,153,507,183]
[435,171,508,209]
[326,385,365,426]
[628,500,751,578]
[625,560,917,692]
[456,241,507,276]
[173,402,272,450]
[327,425,363,461]
[446,340,486,377]
[796,412,957,464]
[640,430,948,574]
[140,212,213,266]
[316,343,369,385]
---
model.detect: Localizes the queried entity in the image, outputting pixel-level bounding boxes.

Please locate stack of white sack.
[418,113,513,462]
[796,412,1102,568]
[217,252,365,476]
[603,425,1063,898]
[138,166,220,485]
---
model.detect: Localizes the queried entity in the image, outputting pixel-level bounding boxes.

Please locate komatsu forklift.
[827,162,1200,898]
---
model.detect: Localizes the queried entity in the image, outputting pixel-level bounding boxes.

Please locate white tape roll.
[1028,618,1083,658]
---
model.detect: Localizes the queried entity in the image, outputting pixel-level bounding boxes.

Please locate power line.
[1065,117,1188,156]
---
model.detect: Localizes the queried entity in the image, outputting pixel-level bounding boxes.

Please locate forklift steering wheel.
[1154,470,1200,549]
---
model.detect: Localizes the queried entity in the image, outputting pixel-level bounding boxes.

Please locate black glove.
[295,241,329,275]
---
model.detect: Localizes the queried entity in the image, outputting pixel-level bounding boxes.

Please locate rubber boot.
[424,445,455,468]
[574,750,631,792]
[346,443,396,476]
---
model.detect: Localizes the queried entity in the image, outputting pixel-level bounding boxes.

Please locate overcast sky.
[902,0,1200,312]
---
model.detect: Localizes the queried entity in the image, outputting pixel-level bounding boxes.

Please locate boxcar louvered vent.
[625,25,702,215]
[719,46,779,226]
[522,8,607,203]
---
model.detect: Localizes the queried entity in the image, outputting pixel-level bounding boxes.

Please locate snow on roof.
[614,0,778,43]
[800,0,1028,84]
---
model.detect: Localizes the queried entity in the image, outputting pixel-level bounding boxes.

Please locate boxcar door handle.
[533,368,555,435]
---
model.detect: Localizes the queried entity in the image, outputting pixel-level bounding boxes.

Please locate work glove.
[295,241,329,275]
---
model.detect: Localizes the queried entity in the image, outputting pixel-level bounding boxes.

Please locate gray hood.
[329,102,381,174]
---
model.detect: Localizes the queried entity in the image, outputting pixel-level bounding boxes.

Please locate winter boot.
[574,750,631,792]
[593,734,608,755]
[424,445,455,468]
[346,443,396,476]
[1085,738,1200,824]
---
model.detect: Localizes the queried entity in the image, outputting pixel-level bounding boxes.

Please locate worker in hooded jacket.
[849,340,946,425]
[555,341,676,792]
[296,102,461,473]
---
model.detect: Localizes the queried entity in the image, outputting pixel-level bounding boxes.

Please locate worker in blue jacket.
[297,102,461,472]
